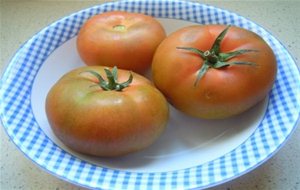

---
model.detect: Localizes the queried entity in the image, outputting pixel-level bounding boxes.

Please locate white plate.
[1,0,299,189]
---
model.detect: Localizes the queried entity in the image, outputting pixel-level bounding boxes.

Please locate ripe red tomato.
[152,25,277,119]
[46,66,169,157]
[77,11,166,74]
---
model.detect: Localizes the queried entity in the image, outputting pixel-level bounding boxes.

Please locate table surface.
[1,1,299,190]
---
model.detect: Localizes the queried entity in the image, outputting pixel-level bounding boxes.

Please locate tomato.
[46,66,169,157]
[152,25,277,119]
[76,11,166,74]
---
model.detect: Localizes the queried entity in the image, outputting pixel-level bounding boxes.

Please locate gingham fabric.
[0,0,299,189]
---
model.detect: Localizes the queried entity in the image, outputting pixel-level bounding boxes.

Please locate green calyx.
[84,66,133,91]
[177,25,258,86]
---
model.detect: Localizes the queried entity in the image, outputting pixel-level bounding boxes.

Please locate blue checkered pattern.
[1,0,299,189]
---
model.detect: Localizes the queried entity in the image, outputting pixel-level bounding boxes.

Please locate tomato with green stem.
[46,66,169,157]
[152,25,277,119]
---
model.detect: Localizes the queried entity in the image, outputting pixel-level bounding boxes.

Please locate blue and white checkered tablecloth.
[1,0,299,189]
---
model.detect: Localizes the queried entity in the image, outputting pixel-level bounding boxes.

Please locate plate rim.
[1,0,300,189]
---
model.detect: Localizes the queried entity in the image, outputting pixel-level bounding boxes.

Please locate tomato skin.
[46,66,169,157]
[152,25,277,119]
[77,11,166,74]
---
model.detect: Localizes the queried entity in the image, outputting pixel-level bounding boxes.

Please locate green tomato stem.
[113,24,127,32]
[83,66,133,91]
[204,50,218,64]
[177,25,258,86]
